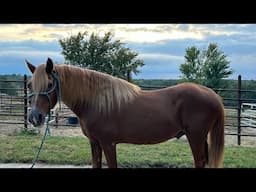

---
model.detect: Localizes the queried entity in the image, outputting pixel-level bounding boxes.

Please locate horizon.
[0,72,247,81]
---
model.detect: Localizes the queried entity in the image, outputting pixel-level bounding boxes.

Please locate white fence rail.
[241,103,256,128]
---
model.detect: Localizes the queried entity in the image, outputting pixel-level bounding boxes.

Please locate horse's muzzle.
[29,109,45,127]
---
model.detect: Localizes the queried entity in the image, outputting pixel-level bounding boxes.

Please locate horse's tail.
[208,99,225,168]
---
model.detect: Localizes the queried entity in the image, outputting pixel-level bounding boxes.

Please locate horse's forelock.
[31,64,49,92]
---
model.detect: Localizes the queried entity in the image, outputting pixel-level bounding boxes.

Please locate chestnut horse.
[26,58,224,168]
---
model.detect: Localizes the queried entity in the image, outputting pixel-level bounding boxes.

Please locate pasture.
[0,134,256,168]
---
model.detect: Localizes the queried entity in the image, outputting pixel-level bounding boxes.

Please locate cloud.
[0,51,64,75]
[0,24,87,42]
[115,29,204,43]
[228,54,256,80]
[139,53,183,61]
[134,53,183,79]
[0,24,243,44]
[0,40,64,75]
[0,24,255,80]
[0,50,61,58]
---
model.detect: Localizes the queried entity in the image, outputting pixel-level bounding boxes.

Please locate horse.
[26,58,225,168]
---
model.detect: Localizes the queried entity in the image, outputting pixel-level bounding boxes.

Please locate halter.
[28,72,62,111]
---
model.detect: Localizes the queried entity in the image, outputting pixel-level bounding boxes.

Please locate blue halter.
[28,72,62,111]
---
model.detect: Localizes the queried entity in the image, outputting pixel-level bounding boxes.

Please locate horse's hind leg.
[90,139,102,168]
[186,132,208,168]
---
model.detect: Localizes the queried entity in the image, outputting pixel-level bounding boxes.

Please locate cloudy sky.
[0,24,255,80]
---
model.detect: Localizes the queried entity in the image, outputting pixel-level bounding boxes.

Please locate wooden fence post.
[24,75,28,130]
[237,75,242,145]
[127,70,131,82]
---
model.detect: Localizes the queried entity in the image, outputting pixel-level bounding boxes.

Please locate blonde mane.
[53,64,141,114]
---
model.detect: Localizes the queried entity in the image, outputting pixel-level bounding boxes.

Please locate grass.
[0,135,256,168]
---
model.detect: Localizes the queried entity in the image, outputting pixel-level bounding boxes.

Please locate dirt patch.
[0,123,256,147]
[225,135,256,147]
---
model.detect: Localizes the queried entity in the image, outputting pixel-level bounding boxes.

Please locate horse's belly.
[115,94,181,144]
[118,120,180,144]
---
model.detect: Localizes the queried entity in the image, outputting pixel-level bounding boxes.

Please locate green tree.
[59,31,145,80]
[179,46,203,84]
[180,43,233,88]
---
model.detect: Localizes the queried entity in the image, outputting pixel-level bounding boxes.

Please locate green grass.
[0,135,256,168]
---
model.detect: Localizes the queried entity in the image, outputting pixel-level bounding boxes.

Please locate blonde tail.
[208,100,225,168]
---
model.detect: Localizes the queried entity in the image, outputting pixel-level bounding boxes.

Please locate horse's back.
[172,82,223,110]
[141,82,221,111]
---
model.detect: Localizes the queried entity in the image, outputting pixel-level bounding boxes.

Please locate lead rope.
[30,72,61,168]
[30,112,51,168]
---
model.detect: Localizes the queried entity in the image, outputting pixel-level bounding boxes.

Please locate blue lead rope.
[30,112,51,168]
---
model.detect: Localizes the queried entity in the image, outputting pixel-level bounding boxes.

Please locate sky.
[0,24,255,80]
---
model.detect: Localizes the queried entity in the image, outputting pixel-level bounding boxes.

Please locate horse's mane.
[53,64,141,114]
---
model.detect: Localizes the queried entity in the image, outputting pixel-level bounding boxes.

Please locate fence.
[0,74,256,145]
[241,103,256,128]
[0,75,79,132]
[0,76,27,129]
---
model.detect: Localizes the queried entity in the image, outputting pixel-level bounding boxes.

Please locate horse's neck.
[57,65,140,118]
[57,66,86,117]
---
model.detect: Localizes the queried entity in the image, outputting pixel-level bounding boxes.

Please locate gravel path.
[0,163,92,168]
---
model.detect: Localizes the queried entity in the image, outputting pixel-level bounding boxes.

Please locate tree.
[59,31,145,81]
[180,43,233,88]
[179,46,203,84]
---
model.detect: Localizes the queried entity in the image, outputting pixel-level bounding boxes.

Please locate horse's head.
[26,58,59,127]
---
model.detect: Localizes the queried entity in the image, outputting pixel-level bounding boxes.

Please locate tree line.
[0,74,24,96]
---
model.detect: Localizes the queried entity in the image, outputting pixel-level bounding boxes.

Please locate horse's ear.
[46,58,54,74]
[25,60,36,74]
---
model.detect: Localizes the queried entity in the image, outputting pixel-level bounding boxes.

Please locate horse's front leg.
[101,142,117,168]
[90,139,102,168]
